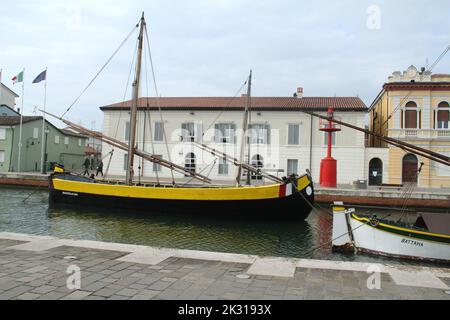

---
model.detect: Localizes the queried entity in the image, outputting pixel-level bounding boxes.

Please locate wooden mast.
[126,13,146,185]
[236,70,252,186]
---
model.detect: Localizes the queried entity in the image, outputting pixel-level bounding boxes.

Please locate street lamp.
[42,126,49,174]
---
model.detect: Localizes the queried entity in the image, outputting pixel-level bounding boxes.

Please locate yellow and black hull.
[49,173,315,219]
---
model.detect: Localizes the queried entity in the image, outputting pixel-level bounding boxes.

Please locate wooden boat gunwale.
[50,172,313,202]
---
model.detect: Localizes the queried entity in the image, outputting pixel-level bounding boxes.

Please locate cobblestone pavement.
[0,238,449,300]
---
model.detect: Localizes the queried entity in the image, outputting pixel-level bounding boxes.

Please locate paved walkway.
[0,233,449,300]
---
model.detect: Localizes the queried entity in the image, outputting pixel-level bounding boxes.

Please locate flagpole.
[40,67,48,174]
[17,69,25,172]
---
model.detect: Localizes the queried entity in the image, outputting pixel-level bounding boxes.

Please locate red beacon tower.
[319,107,341,188]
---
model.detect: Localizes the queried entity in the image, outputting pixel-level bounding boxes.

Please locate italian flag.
[12,71,24,84]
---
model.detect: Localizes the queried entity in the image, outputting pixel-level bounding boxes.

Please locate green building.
[0,116,88,173]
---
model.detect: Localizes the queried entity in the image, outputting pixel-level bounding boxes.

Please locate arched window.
[251,155,264,180]
[437,102,450,129]
[184,152,196,175]
[404,101,418,129]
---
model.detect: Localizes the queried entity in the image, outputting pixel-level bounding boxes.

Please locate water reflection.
[0,187,445,266]
[47,203,318,258]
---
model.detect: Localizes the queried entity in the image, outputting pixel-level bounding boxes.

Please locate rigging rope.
[143,44,160,185]
[61,23,139,119]
[144,23,176,184]
[203,80,248,136]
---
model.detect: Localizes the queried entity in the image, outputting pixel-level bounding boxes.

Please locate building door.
[402,154,418,185]
[368,158,383,186]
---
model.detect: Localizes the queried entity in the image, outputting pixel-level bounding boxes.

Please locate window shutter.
[401,110,404,128]
[214,124,220,143]
[231,124,237,144]
[419,110,422,129]
[266,125,271,145]
[181,123,187,141]
[433,111,436,129]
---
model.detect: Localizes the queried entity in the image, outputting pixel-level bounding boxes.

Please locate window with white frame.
[287,159,298,175]
[249,124,270,144]
[288,124,300,145]
[0,128,5,140]
[437,102,450,129]
[54,135,59,144]
[78,139,82,147]
[153,155,162,172]
[218,157,228,175]
[0,150,5,163]
[123,154,128,171]
[64,137,69,145]
[154,122,164,142]
[125,122,130,141]
[436,152,450,177]
[215,123,236,143]
[403,101,418,129]
[181,123,198,142]
[33,128,39,139]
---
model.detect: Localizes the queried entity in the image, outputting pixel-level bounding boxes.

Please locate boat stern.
[331,202,354,252]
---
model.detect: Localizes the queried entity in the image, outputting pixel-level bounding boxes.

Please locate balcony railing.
[388,129,450,139]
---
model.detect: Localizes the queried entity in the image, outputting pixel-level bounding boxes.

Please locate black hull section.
[49,187,314,220]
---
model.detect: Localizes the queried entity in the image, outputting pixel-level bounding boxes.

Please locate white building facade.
[0,83,19,112]
[100,96,372,185]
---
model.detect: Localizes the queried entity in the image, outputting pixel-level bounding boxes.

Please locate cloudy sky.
[1,0,449,129]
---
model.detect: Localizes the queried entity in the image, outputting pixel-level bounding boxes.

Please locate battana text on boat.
[44,13,315,219]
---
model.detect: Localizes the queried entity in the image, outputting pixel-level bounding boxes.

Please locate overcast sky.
[1,0,449,129]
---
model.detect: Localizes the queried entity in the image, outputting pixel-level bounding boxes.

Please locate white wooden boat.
[332,203,450,263]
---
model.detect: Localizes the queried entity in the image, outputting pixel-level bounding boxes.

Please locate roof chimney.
[296,87,303,98]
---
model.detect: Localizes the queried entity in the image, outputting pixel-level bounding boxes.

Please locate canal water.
[0,187,438,266]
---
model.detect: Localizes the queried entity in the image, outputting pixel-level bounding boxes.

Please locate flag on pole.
[12,71,24,84]
[32,70,47,84]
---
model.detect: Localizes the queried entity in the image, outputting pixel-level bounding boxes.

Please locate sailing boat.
[46,13,315,219]
[331,203,450,263]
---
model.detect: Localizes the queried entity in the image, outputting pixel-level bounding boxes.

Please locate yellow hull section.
[52,175,311,201]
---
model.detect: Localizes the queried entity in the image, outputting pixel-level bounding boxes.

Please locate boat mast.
[126,13,146,185]
[236,70,252,186]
